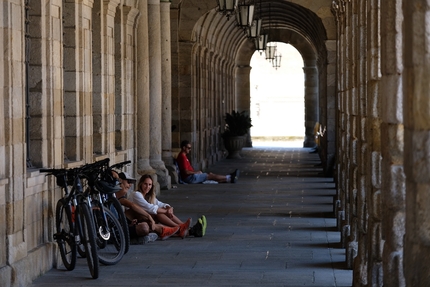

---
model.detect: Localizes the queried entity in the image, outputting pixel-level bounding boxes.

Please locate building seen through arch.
[0,0,429,286]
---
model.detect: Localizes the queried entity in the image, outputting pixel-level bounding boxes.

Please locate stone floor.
[30,145,352,287]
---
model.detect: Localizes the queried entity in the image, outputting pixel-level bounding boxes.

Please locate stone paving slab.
[30,146,352,287]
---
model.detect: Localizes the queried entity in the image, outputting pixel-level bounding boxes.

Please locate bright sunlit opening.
[250,42,305,147]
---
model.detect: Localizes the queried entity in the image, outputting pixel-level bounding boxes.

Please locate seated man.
[176,140,239,184]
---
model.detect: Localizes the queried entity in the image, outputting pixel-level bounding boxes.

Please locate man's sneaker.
[144,232,158,243]
[179,218,192,239]
[160,226,179,240]
[189,219,203,237]
[200,215,207,236]
[230,169,240,183]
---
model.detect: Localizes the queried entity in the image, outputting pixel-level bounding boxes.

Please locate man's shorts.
[184,173,208,184]
[127,218,138,238]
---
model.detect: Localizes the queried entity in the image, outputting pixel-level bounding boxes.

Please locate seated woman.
[115,172,179,241]
[131,174,197,238]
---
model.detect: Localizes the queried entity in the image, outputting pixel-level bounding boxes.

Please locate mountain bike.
[79,158,126,265]
[40,167,99,279]
[102,160,132,253]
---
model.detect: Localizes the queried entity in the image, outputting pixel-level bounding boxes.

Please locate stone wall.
[0,1,169,286]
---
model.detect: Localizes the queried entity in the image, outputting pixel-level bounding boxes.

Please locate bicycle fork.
[90,194,111,241]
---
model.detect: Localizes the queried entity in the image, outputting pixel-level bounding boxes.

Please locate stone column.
[148,0,170,189]
[344,0,359,272]
[63,0,95,162]
[123,7,140,153]
[366,0,383,285]
[235,65,252,147]
[160,0,175,179]
[379,1,406,286]
[353,0,370,285]
[303,65,319,147]
[102,1,117,159]
[403,0,430,286]
[136,0,154,174]
[325,40,337,172]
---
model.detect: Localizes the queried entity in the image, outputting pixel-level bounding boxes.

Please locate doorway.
[250,42,305,147]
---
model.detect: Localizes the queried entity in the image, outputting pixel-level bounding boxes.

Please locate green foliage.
[222,110,252,137]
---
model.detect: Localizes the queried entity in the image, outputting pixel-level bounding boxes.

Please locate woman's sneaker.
[200,215,207,236]
[179,218,192,239]
[189,219,203,237]
[160,226,179,240]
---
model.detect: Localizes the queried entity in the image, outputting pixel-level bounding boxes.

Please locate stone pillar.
[365,0,384,286]
[379,1,406,286]
[303,66,319,147]
[102,1,117,159]
[403,0,430,286]
[331,1,344,235]
[345,0,359,272]
[123,6,140,153]
[235,65,252,147]
[353,0,370,286]
[160,0,175,180]
[325,40,337,173]
[3,0,26,270]
[148,0,170,189]
[63,0,95,162]
[136,0,154,174]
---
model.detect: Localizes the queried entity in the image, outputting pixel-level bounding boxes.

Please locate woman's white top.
[130,191,170,215]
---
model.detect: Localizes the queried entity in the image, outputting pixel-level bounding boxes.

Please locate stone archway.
[171,0,335,172]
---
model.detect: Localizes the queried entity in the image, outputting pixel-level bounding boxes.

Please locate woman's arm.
[120,197,154,223]
[132,192,160,215]
[154,198,174,218]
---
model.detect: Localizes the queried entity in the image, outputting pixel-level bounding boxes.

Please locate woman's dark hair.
[180,140,190,148]
[137,174,155,204]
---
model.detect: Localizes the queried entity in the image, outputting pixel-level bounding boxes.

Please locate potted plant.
[221,110,252,159]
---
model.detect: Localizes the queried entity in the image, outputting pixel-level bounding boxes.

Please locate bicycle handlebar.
[40,168,67,174]
[40,158,131,186]
[110,160,131,170]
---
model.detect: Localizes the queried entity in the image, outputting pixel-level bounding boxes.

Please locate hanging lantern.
[272,51,282,69]
[247,18,262,38]
[236,2,255,28]
[265,42,276,61]
[255,33,268,53]
[217,0,239,20]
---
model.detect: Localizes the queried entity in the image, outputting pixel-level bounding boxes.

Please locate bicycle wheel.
[77,242,86,258]
[54,199,76,271]
[77,202,99,279]
[96,206,126,265]
[105,195,130,254]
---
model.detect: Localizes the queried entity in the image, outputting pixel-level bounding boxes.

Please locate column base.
[151,160,171,190]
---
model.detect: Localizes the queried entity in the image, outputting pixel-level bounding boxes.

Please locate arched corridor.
[1,0,430,286]
[31,147,352,286]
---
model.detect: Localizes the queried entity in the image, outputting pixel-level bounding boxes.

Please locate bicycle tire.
[55,199,77,271]
[77,202,99,279]
[77,242,86,258]
[105,196,130,254]
[96,206,126,265]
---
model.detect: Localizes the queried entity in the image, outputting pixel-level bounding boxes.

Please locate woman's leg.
[156,213,183,227]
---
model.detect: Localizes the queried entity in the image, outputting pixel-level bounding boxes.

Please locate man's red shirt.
[176,151,193,179]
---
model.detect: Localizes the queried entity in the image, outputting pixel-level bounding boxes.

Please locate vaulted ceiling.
[172,0,334,67]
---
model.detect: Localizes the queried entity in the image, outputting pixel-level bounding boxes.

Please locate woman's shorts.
[184,173,208,184]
